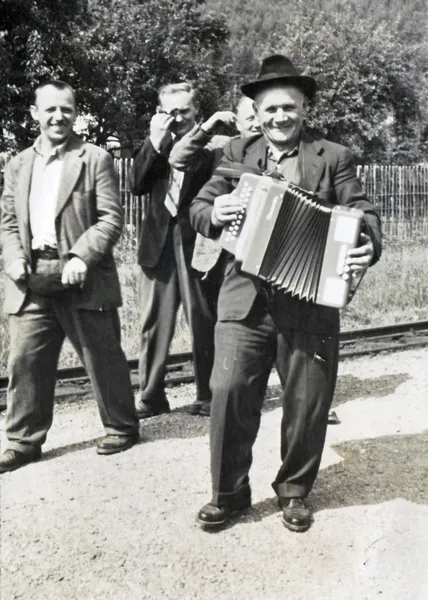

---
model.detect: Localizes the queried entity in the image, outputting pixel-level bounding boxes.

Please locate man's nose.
[274,109,289,122]
[175,114,183,123]
[52,108,65,121]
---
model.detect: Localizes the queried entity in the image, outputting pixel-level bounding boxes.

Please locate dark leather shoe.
[280,497,312,532]
[0,448,41,473]
[188,399,211,416]
[328,410,341,425]
[197,503,230,528]
[198,401,211,417]
[197,486,252,529]
[187,399,204,415]
[136,400,171,419]
[96,434,139,455]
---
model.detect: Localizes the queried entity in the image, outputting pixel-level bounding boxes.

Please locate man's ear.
[30,105,39,122]
[252,100,259,117]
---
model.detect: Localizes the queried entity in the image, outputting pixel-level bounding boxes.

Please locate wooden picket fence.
[119,160,428,245]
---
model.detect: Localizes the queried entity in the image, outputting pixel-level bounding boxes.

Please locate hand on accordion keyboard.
[211,191,245,228]
[343,232,374,281]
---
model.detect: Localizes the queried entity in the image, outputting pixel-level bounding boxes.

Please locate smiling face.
[236,97,261,137]
[30,85,77,148]
[253,83,307,151]
[158,90,198,138]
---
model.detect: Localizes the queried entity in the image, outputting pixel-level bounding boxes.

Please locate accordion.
[219,173,365,309]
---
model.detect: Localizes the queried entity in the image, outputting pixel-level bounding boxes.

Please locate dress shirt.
[266,144,301,186]
[29,137,67,250]
[164,165,184,217]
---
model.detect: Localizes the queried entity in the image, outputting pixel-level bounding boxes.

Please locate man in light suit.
[0,81,139,473]
[190,56,382,531]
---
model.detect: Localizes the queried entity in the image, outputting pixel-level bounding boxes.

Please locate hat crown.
[240,53,316,100]
[258,55,300,79]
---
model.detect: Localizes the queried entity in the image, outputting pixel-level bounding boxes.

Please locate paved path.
[1,348,428,600]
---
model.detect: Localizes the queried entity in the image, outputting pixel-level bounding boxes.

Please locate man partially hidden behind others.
[0,81,139,473]
[190,56,382,532]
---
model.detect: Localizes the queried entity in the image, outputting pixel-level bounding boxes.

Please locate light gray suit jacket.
[0,135,123,314]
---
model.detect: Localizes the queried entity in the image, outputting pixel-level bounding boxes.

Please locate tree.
[68,0,231,148]
[0,0,84,152]
[203,0,428,163]
[0,0,231,152]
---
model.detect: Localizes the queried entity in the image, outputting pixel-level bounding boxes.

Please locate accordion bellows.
[219,173,364,309]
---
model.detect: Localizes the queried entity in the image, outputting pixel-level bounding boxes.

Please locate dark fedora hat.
[241,54,317,100]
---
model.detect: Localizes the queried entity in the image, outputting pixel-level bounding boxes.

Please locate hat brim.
[241,75,317,100]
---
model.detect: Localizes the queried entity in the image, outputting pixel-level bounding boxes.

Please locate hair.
[235,95,254,114]
[157,82,198,107]
[33,80,76,106]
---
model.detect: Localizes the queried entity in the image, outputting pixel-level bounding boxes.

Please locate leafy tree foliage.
[0,0,83,151]
[69,0,231,148]
[0,0,230,152]
[204,0,428,163]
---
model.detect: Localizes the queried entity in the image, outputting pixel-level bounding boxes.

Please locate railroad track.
[1,320,428,399]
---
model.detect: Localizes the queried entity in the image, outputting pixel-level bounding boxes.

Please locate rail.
[1,321,428,398]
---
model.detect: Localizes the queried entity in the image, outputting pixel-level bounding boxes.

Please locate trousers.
[138,222,220,404]
[209,293,339,505]
[4,261,139,455]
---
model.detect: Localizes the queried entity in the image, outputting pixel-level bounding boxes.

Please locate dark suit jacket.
[0,135,123,314]
[128,133,215,269]
[189,132,383,334]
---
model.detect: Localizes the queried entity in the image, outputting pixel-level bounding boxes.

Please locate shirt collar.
[33,136,68,160]
[267,142,299,162]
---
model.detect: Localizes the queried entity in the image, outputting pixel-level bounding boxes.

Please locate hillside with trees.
[203,0,428,163]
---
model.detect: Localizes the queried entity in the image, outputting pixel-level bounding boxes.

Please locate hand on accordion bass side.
[211,191,245,228]
[342,232,375,280]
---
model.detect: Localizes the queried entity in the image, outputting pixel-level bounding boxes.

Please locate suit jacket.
[169,125,231,273]
[128,131,216,269]
[189,132,383,334]
[0,135,123,314]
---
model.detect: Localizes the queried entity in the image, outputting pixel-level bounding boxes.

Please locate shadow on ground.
[223,429,428,530]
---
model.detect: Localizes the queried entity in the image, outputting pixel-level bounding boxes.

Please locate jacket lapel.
[298,133,325,193]
[244,135,268,170]
[16,149,35,259]
[55,136,85,217]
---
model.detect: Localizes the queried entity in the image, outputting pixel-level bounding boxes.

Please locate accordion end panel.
[316,206,365,309]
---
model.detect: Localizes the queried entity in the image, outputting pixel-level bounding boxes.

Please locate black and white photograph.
[1,0,427,598]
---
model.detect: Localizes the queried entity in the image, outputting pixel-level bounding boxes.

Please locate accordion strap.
[214,162,288,183]
[213,162,263,179]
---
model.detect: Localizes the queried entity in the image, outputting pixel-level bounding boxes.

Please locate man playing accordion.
[189,55,382,532]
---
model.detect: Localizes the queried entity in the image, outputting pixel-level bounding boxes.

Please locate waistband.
[31,246,60,260]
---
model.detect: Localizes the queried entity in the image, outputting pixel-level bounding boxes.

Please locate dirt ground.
[1,348,428,600]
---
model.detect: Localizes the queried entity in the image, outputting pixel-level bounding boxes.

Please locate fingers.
[61,257,87,286]
[6,259,29,282]
[212,193,245,224]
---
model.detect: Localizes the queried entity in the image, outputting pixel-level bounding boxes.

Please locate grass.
[1,237,428,376]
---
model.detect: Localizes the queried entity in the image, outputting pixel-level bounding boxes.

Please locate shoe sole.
[280,514,312,532]
[96,440,138,455]
[136,410,170,420]
[197,515,228,529]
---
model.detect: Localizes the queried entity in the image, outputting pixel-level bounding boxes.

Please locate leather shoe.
[280,497,312,532]
[0,448,41,474]
[197,486,252,529]
[136,400,171,419]
[96,434,139,455]
[198,401,211,417]
[187,399,211,416]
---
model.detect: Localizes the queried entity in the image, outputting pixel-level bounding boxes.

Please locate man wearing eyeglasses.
[129,83,235,419]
